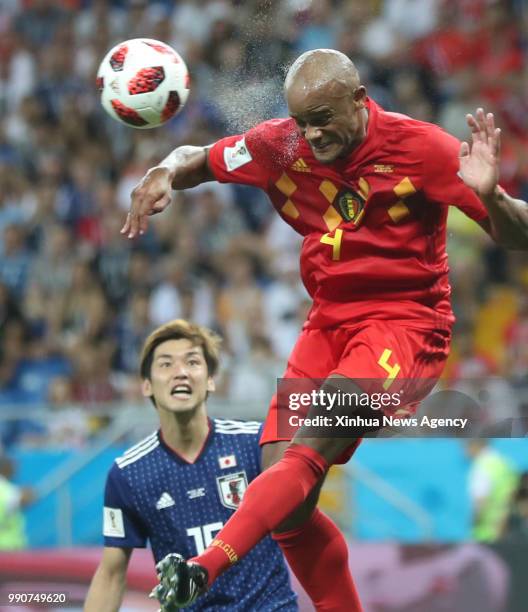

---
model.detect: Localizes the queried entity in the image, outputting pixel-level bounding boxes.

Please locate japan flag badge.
[218,454,237,469]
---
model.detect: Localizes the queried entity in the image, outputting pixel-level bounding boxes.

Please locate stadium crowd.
[0,0,527,448]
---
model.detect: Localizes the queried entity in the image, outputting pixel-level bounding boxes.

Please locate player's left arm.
[84,546,132,612]
[459,108,528,250]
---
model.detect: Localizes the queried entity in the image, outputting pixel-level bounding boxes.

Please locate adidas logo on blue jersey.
[156,492,175,510]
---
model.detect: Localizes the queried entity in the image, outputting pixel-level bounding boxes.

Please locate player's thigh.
[335,322,451,407]
[286,326,342,376]
[261,328,344,447]
[292,373,368,464]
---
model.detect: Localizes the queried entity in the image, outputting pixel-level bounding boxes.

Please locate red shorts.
[260,321,451,463]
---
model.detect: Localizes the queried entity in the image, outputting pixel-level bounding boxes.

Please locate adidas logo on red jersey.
[290,158,311,172]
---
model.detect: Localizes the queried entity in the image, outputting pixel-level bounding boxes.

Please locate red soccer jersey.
[208,99,488,330]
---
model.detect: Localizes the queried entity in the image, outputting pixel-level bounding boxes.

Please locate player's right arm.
[123,122,277,239]
[84,546,132,612]
[122,145,214,238]
[85,463,148,610]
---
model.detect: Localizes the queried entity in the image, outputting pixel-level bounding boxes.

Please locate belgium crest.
[337,189,366,225]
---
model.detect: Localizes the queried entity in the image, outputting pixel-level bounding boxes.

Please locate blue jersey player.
[84,319,297,611]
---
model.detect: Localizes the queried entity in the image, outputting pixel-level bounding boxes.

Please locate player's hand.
[121,166,173,238]
[459,108,501,199]
[149,555,179,612]
[149,552,208,610]
[149,582,178,612]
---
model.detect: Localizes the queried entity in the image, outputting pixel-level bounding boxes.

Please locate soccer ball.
[96,38,190,129]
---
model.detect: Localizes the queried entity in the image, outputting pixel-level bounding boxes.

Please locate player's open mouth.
[312,143,333,152]
[170,385,192,396]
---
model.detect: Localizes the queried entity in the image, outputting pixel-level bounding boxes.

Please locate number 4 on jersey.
[320,228,343,261]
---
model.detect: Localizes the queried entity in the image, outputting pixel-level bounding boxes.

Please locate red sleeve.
[208,131,270,190]
[422,126,489,222]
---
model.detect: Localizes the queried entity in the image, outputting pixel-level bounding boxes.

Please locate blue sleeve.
[103,463,149,548]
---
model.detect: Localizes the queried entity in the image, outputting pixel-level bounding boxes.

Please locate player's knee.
[261,440,290,470]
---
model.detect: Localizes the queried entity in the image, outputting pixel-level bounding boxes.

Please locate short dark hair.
[140,319,222,380]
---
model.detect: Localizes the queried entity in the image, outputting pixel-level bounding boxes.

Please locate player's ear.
[207,377,216,393]
[352,86,367,107]
[141,378,153,398]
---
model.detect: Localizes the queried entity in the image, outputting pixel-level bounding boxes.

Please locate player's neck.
[353,107,369,148]
[159,405,210,462]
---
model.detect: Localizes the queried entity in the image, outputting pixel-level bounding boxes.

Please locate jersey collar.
[158,417,213,465]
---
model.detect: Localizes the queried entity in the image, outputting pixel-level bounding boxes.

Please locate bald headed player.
[123,50,528,610]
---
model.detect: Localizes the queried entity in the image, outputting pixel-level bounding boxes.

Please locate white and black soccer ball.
[96,38,190,129]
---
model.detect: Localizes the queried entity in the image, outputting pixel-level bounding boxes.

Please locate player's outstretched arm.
[459,108,528,250]
[84,546,132,612]
[121,145,215,239]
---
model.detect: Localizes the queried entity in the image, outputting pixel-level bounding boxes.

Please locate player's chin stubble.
[313,144,342,164]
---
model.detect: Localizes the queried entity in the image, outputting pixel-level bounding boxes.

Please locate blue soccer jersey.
[103,418,298,611]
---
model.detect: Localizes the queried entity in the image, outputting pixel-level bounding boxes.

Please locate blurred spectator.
[413,2,476,88]
[438,70,482,140]
[384,0,439,41]
[0,30,36,116]
[124,250,153,296]
[0,319,27,399]
[14,0,68,51]
[55,259,111,351]
[502,471,528,542]
[228,334,284,405]
[0,167,33,242]
[263,255,308,360]
[474,285,518,372]
[0,455,33,550]
[116,290,154,375]
[473,2,523,108]
[0,282,23,346]
[29,223,74,295]
[70,340,119,430]
[449,328,495,382]
[390,67,434,122]
[190,186,246,257]
[294,0,338,54]
[44,375,90,448]
[0,224,31,298]
[217,251,265,357]
[149,256,214,329]
[94,206,132,307]
[466,440,519,542]
[505,291,528,387]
